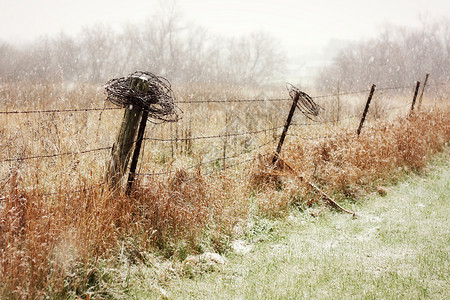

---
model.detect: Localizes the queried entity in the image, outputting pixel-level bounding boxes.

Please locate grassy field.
[165,149,450,299]
[0,83,449,298]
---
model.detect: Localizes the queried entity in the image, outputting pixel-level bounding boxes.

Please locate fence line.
[1,80,447,192]
[0,124,281,164]
[0,84,440,164]
[1,83,441,115]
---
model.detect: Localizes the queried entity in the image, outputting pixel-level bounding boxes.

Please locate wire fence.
[1,80,448,195]
[2,81,446,115]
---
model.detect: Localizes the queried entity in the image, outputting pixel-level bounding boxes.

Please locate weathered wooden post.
[104,71,180,193]
[106,76,150,191]
[409,81,421,116]
[106,107,142,190]
[357,84,376,136]
[417,73,429,110]
[126,109,148,194]
[126,77,150,194]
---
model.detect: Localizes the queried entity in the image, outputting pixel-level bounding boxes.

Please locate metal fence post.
[273,92,300,163]
[409,81,421,116]
[357,84,376,136]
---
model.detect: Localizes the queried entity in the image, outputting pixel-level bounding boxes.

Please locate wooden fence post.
[106,106,142,190]
[107,76,150,192]
[357,84,376,136]
[273,91,300,163]
[126,109,148,195]
[409,81,421,116]
[417,73,429,110]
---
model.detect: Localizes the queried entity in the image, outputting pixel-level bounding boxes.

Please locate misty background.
[0,0,449,92]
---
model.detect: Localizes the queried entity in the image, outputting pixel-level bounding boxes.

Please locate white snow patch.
[231,240,253,254]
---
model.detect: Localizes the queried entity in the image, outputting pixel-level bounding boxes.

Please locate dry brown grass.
[290,111,449,192]
[0,82,449,298]
[250,111,449,214]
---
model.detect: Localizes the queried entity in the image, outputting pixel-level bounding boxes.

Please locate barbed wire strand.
[0,107,120,115]
[136,139,275,178]
[175,98,290,104]
[143,125,285,142]
[201,152,273,177]
[0,146,112,163]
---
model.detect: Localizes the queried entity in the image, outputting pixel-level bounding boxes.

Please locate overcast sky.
[1,0,449,61]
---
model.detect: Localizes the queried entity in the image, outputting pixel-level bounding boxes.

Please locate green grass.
[162,150,449,299]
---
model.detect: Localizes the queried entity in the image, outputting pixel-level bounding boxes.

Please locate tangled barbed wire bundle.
[104,71,181,122]
[286,83,323,120]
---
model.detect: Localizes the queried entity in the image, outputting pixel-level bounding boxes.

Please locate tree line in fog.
[316,20,450,92]
[0,7,285,87]
[0,7,448,91]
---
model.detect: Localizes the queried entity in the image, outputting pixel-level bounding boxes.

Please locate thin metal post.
[357,84,376,136]
[273,92,300,163]
[409,81,421,115]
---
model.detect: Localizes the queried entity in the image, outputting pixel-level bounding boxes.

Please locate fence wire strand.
[0,146,112,163]
[136,139,275,178]
[143,125,285,142]
[0,107,120,115]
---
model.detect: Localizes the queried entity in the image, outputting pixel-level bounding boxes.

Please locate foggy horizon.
[2,0,449,53]
[0,0,449,87]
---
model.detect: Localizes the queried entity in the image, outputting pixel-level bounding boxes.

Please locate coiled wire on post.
[286,83,322,120]
[104,71,181,122]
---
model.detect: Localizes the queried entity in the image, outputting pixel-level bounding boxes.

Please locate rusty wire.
[104,71,181,122]
[287,83,323,120]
